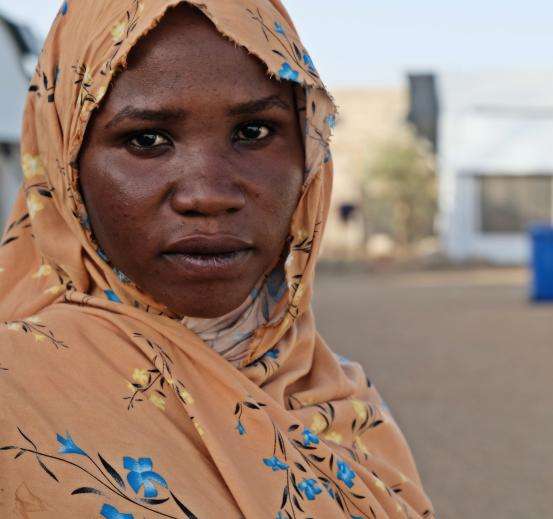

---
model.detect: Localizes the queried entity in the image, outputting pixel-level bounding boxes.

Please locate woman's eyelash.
[233,121,276,142]
[126,131,171,149]
[124,121,277,150]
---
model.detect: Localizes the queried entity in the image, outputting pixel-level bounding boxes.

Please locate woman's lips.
[162,234,254,280]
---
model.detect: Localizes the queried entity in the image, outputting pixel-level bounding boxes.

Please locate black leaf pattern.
[171,491,199,519]
[140,497,170,505]
[17,427,37,450]
[37,457,59,482]
[280,486,289,508]
[71,487,103,496]
[292,494,304,512]
[98,453,125,490]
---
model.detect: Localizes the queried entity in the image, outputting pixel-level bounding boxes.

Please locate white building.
[0,12,40,232]
[437,71,553,264]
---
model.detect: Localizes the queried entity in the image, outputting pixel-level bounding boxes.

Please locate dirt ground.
[312,268,552,519]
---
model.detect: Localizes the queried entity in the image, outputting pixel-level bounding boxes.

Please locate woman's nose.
[169,155,247,217]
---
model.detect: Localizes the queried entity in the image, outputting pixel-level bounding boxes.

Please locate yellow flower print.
[310,413,326,434]
[83,67,93,86]
[44,285,64,295]
[323,430,343,444]
[96,86,107,103]
[351,399,368,421]
[354,435,369,455]
[132,368,149,386]
[22,154,45,180]
[295,229,309,243]
[373,475,386,491]
[111,21,126,43]
[5,322,21,332]
[149,393,166,411]
[284,252,294,270]
[302,395,315,406]
[32,264,53,279]
[27,192,44,220]
[179,388,194,405]
[192,418,205,437]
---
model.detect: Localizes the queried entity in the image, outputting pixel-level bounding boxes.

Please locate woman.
[0,0,434,517]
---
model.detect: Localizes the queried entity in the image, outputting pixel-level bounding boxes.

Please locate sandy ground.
[312,268,552,519]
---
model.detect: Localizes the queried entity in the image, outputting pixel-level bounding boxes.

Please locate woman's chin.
[159,279,255,319]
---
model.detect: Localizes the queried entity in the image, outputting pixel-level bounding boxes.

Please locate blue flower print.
[56,432,86,456]
[298,478,322,500]
[263,456,288,471]
[80,215,91,231]
[236,420,246,435]
[100,504,134,519]
[278,62,299,83]
[114,268,131,284]
[105,289,121,303]
[267,267,287,301]
[265,348,280,360]
[302,428,319,447]
[60,1,68,15]
[325,114,336,129]
[123,457,168,498]
[97,248,110,262]
[274,21,285,35]
[336,460,356,488]
[303,53,317,74]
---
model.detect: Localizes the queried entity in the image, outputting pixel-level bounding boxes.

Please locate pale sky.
[1,0,552,87]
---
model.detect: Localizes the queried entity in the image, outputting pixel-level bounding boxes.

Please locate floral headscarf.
[0,1,434,517]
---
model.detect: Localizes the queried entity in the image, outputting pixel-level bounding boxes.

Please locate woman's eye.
[235,123,272,142]
[128,132,170,149]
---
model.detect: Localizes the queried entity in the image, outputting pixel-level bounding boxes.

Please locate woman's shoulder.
[0,305,127,383]
[0,307,81,358]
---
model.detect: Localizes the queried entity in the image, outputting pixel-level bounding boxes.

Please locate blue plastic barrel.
[530,225,553,301]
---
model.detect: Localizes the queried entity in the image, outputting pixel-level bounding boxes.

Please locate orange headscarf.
[0,1,434,517]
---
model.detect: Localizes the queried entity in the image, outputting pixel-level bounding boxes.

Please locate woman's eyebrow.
[104,95,291,129]
[227,94,291,116]
[104,107,187,129]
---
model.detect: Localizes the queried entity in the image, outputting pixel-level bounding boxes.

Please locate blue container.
[530,225,553,301]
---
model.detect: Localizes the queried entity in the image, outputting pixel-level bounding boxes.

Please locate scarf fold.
[182,266,288,366]
[0,1,434,517]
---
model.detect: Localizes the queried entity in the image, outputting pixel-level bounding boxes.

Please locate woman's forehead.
[103,6,289,108]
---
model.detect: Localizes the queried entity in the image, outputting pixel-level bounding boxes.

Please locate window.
[479,175,552,233]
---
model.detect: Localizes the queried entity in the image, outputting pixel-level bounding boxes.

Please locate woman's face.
[79,6,304,318]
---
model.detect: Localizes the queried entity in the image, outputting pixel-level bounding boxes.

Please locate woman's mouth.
[162,234,254,280]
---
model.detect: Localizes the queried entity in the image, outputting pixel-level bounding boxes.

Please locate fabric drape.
[0,1,434,517]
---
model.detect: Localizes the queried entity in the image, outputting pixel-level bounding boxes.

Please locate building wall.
[0,145,21,233]
[323,87,414,256]
[0,18,32,232]
[438,71,553,264]
[0,19,29,142]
